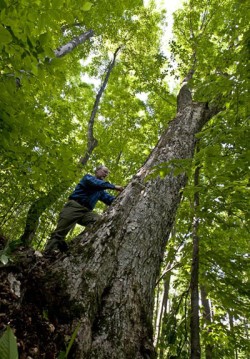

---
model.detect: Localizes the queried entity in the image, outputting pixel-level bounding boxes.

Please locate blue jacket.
[69,174,116,210]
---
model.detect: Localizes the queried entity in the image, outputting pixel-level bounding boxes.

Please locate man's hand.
[114,185,124,192]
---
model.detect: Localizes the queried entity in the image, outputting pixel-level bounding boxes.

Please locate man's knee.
[90,213,101,222]
[85,212,100,225]
[78,211,100,226]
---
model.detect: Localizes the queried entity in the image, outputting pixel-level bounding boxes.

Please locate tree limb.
[79,46,122,165]
[54,29,94,58]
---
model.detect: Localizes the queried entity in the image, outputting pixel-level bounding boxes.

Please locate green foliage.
[172,0,250,104]
[0,1,167,244]
[1,0,249,357]
[0,327,18,359]
[154,1,249,357]
[145,158,193,182]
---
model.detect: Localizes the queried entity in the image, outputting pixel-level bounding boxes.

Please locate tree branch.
[54,29,94,58]
[177,49,197,112]
[79,46,122,165]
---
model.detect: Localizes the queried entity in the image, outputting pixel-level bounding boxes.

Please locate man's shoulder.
[82,173,94,180]
[79,174,93,184]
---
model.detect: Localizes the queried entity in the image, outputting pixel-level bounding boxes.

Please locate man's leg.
[45,200,90,251]
[77,211,101,226]
[72,211,101,243]
[45,216,76,252]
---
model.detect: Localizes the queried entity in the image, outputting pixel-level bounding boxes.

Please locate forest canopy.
[0,0,249,358]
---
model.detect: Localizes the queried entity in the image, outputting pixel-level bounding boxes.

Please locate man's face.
[95,167,109,180]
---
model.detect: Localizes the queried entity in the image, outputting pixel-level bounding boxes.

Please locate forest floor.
[0,236,74,359]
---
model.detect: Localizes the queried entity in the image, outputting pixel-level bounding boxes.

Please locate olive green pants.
[45,200,100,251]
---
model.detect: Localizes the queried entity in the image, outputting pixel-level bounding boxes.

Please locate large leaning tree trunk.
[1,86,220,358]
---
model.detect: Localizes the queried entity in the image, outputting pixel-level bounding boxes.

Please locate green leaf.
[82,1,92,11]
[57,323,80,359]
[0,254,9,265]
[0,0,7,11]
[0,326,18,359]
[39,33,48,45]
[0,25,12,44]
[65,322,80,357]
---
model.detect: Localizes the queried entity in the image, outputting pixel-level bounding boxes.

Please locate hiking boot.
[44,238,69,253]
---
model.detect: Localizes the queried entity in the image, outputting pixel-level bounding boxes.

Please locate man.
[45,165,124,252]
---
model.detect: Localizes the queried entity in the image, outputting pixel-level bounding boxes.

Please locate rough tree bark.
[2,86,221,358]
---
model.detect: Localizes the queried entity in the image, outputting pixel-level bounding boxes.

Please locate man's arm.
[99,186,124,206]
[99,191,116,206]
[83,174,116,190]
[83,175,124,192]
[113,185,124,192]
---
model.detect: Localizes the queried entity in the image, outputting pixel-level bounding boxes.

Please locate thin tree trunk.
[229,313,239,359]
[19,48,121,246]
[154,253,175,351]
[190,160,201,359]
[200,285,213,359]
[157,268,172,359]
[244,319,250,359]
[154,281,161,334]
[19,184,68,246]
